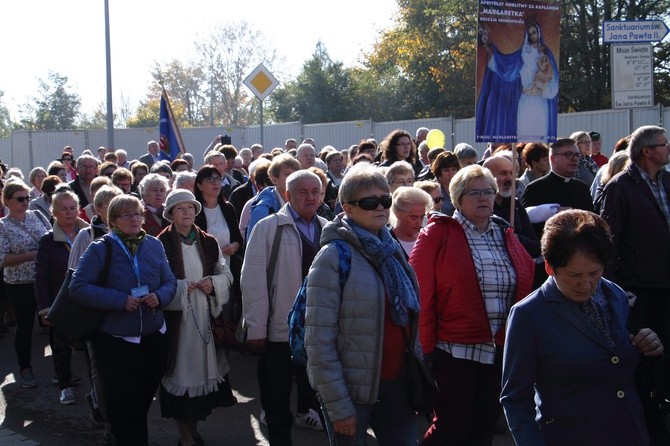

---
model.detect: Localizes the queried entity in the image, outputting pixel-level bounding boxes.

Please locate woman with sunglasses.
[60,152,77,182]
[193,165,243,323]
[69,194,176,445]
[305,163,422,444]
[409,165,535,445]
[0,180,52,389]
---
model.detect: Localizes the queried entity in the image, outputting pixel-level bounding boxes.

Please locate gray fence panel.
[244,122,301,151]
[2,105,668,174]
[0,138,12,168]
[373,118,452,144]
[19,131,87,174]
[632,105,664,129]
[453,118,488,156]
[303,121,374,152]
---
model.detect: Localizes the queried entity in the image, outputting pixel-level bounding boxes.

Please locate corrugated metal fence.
[1,105,667,175]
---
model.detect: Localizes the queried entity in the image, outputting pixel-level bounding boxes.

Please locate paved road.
[0,325,516,445]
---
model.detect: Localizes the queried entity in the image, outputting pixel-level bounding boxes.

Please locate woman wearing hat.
[157,189,236,446]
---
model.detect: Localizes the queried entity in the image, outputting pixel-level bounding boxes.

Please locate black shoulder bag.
[401,311,439,418]
[47,238,113,339]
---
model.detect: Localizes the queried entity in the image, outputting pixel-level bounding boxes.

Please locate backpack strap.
[267,215,284,295]
[98,238,113,286]
[330,239,351,288]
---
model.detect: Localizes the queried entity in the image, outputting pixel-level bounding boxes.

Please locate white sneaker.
[294,409,324,431]
[259,409,267,426]
[60,387,75,405]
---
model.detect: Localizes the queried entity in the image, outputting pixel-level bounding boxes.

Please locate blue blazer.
[501,277,648,446]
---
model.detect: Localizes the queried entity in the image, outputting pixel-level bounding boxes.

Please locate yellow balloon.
[426,129,446,149]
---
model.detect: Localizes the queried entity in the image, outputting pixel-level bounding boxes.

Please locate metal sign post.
[243,64,279,147]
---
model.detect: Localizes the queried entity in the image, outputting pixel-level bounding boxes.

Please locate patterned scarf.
[112,227,147,256]
[346,218,419,326]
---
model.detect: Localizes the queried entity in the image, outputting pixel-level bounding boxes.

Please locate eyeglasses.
[433,196,445,204]
[202,176,222,184]
[553,151,580,160]
[650,142,670,149]
[118,213,144,221]
[349,195,392,211]
[12,196,30,203]
[462,188,496,199]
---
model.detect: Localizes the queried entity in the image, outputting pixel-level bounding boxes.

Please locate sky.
[0,0,399,119]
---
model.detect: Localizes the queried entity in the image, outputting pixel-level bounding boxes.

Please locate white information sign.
[611,43,654,109]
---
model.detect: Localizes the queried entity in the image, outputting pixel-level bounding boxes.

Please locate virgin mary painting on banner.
[475,1,561,144]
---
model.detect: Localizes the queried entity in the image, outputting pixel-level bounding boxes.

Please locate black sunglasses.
[349,195,392,211]
[13,196,30,203]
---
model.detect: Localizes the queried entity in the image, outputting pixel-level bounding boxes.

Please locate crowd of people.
[0,125,669,445]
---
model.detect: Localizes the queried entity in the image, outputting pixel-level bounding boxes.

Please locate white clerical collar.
[552,171,572,183]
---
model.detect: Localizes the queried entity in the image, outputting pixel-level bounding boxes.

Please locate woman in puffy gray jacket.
[305,163,422,445]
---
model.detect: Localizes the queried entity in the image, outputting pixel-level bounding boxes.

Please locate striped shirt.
[635,164,670,235]
[436,210,516,364]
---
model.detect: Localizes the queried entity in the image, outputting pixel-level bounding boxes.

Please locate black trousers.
[628,287,670,446]
[258,342,294,446]
[49,327,73,390]
[92,331,167,446]
[6,283,36,370]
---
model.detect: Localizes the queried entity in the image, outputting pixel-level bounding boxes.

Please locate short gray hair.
[454,143,478,161]
[296,143,316,157]
[339,163,389,204]
[286,169,321,194]
[76,154,98,169]
[629,125,666,162]
[204,150,224,165]
[173,171,197,189]
[384,160,414,185]
[391,186,432,216]
[93,185,123,209]
[139,173,169,197]
[449,164,498,209]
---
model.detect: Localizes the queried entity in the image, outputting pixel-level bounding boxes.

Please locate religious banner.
[475,0,561,144]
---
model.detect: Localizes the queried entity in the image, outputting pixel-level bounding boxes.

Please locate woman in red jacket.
[409,164,534,445]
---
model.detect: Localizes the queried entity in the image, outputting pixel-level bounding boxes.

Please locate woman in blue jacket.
[501,210,662,445]
[70,194,176,446]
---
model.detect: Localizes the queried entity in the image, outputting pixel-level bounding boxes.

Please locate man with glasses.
[69,154,99,208]
[521,138,594,288]
[600,125,670,444]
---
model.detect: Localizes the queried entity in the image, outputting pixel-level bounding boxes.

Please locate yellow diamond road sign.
[244,64,279,101]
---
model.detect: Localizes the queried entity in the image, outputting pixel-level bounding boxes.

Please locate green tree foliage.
[269,43,358,123]
[559,0,670,111]
[127,20,279,128]
[366,0,478,119]
[77,102,119,129]
[0,90,12,138]
[20,72,81,130]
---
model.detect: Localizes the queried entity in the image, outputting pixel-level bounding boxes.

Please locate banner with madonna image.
[475,0,561,144]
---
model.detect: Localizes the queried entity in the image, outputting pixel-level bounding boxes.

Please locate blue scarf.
[347,218,420,326]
